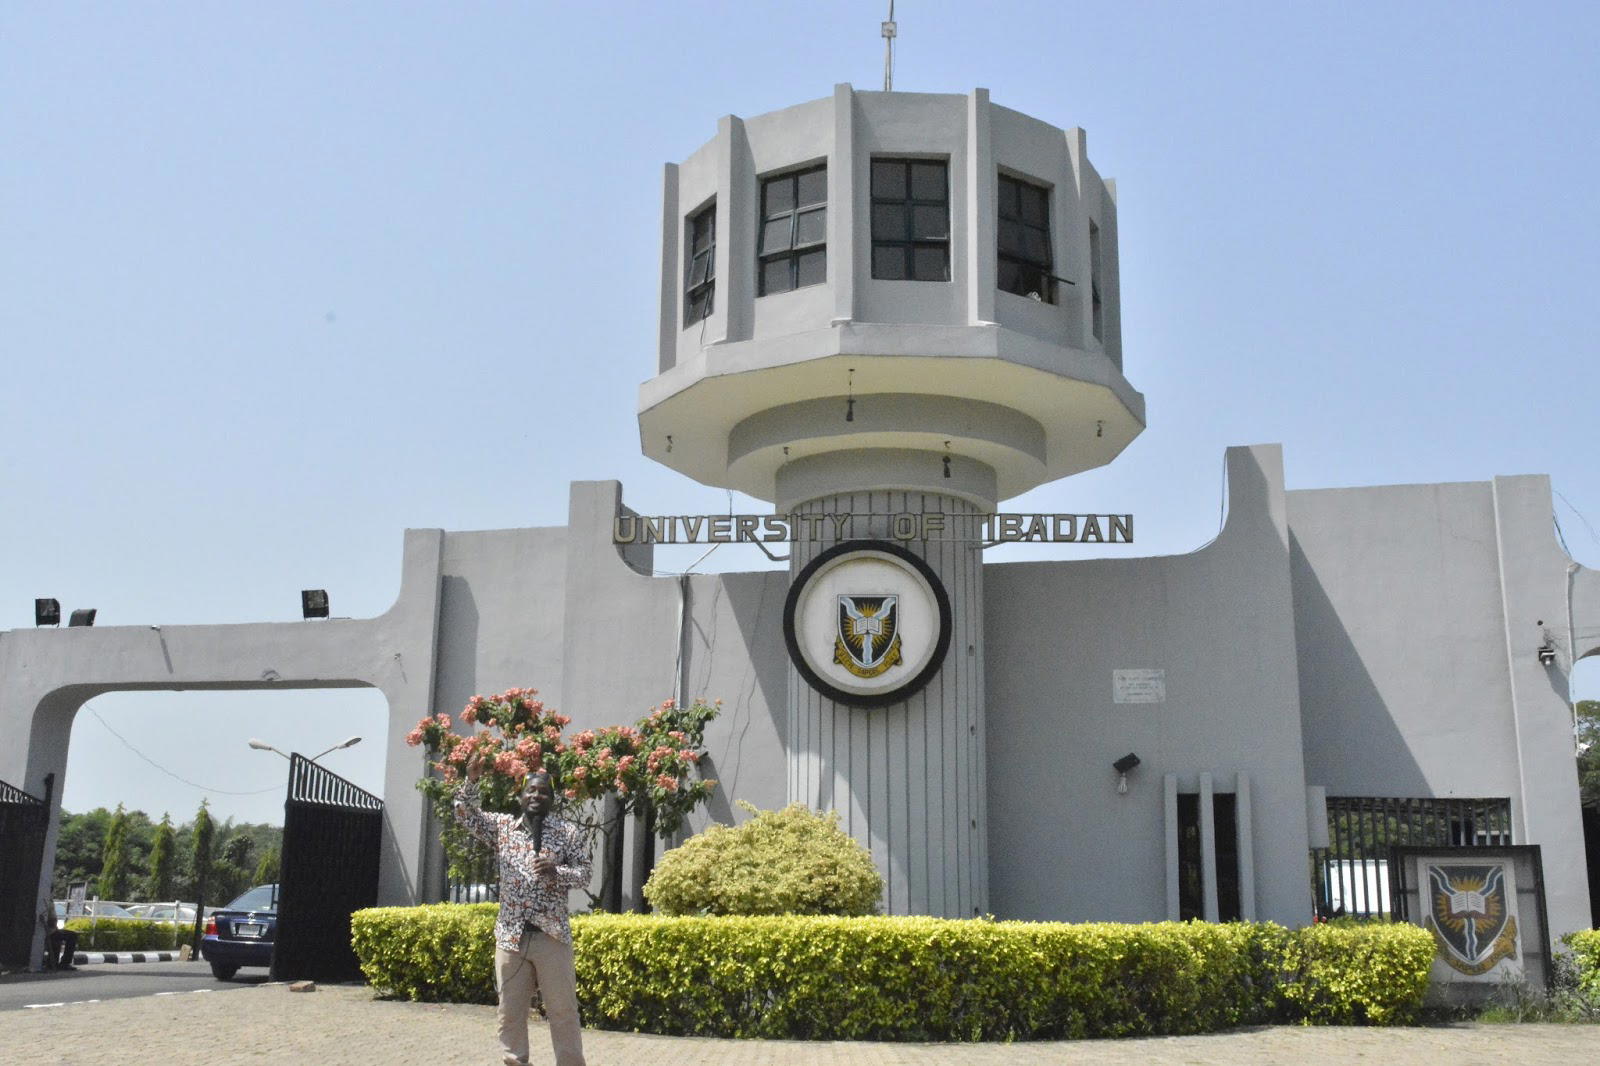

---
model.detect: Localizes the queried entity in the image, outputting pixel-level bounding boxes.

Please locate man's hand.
[531,851,558,880]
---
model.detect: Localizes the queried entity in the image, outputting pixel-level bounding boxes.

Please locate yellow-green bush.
[63,918,188,951]
[1566,929,1600,998]
[1276,920,1434,1025]
[350,903,498,1004]
[643,804,883,916]
[351,909,1434,1038]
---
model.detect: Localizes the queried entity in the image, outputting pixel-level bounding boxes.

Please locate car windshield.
[226,884,278,912]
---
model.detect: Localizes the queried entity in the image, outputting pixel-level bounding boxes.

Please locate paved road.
[0,979,1596,1065]
[0,960,258,1012]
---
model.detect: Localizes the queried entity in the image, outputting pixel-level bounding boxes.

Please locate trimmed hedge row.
[351,907,1434,1038]
[63,918,190,951]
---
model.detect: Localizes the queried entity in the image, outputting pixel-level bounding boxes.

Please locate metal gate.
[0,779,49,968]
[271,754,382,982]
[1312,795,1512,918]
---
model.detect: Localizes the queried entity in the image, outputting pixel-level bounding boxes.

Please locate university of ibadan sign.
[613,511,1134,545]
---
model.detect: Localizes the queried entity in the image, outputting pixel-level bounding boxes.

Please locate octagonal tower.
[639,85,1142,917]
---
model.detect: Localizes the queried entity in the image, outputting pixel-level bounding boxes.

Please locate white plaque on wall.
[1113,669,1165,704]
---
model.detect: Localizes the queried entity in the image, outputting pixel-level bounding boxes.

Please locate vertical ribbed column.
[786,491,987,918]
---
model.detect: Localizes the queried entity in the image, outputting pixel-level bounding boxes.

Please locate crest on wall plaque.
[1389,845,1549,1001]
[784,540,950,708]
[835,595,901,677]
[1423,863,1518,976]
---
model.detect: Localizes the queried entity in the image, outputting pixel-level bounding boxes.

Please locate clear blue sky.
[4,2,1598,827]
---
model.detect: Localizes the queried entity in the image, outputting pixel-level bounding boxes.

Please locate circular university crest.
[783,540,952,708]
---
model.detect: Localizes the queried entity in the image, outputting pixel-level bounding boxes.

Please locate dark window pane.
[871,160,906,199]
[761,217,792,253]
[1021,184,1048,225]
[686,287,712,322]
[997,258,1022,295]
[1024,228,1050,264]
[1215,794,1241,922]
[690,209,714,252]
[795,207,826,247]
[912,244,948,281]
[873,245,908,280]
[761,258,793,295]
[1177,794,1201,922]
[764,178,795,215]
[688,253,711,287]
[998,177,1021,218]
[796,167,827,207]
[912,204,948,240]
[998,219,1026,257]
[911,161,946,201]
[872,203,907,240]
[796,248,826,288]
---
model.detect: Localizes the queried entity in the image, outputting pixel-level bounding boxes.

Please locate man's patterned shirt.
[453,781,591,949]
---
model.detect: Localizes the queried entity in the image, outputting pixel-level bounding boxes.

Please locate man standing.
[455,760,590,1066]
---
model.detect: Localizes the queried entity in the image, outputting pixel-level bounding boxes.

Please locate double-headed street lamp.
[248,735,362,762]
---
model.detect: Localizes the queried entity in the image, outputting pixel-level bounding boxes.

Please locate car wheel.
[210,962,238,981]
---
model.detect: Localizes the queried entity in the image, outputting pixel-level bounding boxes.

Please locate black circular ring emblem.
[782,539,953,708]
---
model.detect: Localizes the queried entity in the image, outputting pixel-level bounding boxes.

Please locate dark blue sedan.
[200,883,277,980]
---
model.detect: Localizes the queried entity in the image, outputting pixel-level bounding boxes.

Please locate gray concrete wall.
[984,445,1312,925]
[1289,474,1595,939]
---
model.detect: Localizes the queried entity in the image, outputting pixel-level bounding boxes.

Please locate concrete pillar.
[786,490,987,918]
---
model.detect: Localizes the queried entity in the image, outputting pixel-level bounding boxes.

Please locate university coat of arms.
[833,595,902,678]
[1423,863,1519,976]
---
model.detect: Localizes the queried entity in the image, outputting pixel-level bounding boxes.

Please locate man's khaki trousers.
[494,928,585,1066]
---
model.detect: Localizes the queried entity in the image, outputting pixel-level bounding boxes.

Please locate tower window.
[684,201,716,325]
[870,158,949,281]
[758,165,827,296]
[1089,219,1104,341]
[997,174,1055,303]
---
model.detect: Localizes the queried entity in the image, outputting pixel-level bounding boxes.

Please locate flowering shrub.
[407,688,718,880]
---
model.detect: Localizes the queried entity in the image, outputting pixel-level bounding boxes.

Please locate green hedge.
[1567,929,1600,998]
[352,908,1435,1038]
[63,918,190,951]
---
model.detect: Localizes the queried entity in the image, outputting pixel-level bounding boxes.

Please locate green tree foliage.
[252,848,280,886]
[97,804,131,900]
[190,799,216,906]
[145,813,176,901]
[1577,700,1600,808]
[643,803,884,916]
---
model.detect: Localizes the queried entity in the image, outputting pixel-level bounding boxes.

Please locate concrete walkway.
[1,981,1595,1065]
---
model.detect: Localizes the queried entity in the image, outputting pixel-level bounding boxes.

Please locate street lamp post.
[247,736,362,762]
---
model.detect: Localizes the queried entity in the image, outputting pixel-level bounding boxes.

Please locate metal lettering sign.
[613,511,1133,545]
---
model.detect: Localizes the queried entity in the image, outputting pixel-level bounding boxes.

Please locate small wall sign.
[1113,669,1166,704]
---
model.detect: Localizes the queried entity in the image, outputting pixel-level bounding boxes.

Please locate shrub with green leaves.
[63,918,186,951]
[1566,929,1600,998]
[1276,920,1434,1025]
[643,803,883,916]
[351,908,1434,1038]
[351,903,498,1004]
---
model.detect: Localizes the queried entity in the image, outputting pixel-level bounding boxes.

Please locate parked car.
[199,883,277,981]
[131,903,199,923]
[54,900,138,920]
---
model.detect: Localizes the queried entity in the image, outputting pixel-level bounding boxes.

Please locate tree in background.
[145,813,176,901]
[97,804,131,900]
[210,833,257,902]
[1578,699,1600,807]
[189,800,215,907]
[252,848,280,886]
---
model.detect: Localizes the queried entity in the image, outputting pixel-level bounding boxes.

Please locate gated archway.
[271,753,383,982]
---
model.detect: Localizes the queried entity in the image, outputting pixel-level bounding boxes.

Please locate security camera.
[1113,753,1141,775]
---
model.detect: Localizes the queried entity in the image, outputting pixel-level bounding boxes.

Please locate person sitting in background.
[41,905,78,971]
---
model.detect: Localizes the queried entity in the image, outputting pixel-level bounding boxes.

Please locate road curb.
[72,951,183,965]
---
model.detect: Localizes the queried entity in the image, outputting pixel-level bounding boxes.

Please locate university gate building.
[4,86,1597,969]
